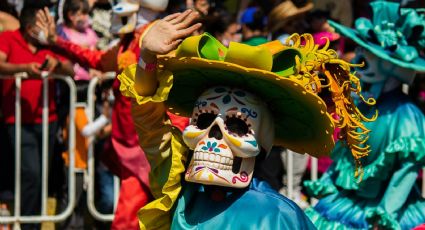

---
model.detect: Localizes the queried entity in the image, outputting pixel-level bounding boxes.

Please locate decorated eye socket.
[196,113,217,129]
[225,117,249,136]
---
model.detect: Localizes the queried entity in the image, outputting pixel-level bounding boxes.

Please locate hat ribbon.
[174,33,302,77]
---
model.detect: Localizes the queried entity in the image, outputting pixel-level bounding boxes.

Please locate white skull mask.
[353,48,416,98]
[183,86,274,188]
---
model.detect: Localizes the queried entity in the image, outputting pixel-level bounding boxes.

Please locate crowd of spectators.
[0,0,424,229]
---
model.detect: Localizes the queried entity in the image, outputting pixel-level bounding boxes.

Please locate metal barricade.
[286,151,319,205]
[86,72,120,221]
[0,73,76,230]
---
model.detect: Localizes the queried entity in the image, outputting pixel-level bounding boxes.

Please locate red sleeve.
[50,50,68,62]
[55,36,105,70]
[0,31,12,57]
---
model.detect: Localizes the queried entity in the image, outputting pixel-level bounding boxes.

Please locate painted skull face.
[182,86,274,188]
[354,48,416,97]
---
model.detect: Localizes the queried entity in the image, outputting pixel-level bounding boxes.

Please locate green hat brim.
[329,20,425,72]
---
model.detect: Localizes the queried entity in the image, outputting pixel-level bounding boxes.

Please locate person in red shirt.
[0,6,74,230]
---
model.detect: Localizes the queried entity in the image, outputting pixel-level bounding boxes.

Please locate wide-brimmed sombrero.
[329,1,425,72]
[119,32,376,171]
[152,33,334,157]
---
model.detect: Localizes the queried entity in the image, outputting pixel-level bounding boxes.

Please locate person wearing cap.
[304,1,425,229]
[117,8,374,229]
[239,6,268,46]
[31,1,190,229]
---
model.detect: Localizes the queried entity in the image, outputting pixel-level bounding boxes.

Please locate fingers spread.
[44,7,54,25]
[175,11,200,30]
[165,39,183,52]
[169,9,192,25]
[163,12,182,22]
[38,8,48,24]
[176,23,202,38]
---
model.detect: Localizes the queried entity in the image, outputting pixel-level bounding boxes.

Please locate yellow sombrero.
[120,32,374,162]
[161,33,335,157]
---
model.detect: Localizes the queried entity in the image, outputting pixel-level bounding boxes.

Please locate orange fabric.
[62,107,89,169]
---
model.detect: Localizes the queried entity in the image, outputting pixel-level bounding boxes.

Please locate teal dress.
[304,90,425,229]
[172,178,316,229]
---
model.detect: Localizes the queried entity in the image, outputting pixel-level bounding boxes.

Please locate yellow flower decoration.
[284,33,378,180]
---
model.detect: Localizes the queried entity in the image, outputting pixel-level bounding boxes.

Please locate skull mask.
[353,48,416,99]
[182,86,274,188]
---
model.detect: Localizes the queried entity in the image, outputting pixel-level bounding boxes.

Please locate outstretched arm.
[32,8,117,72]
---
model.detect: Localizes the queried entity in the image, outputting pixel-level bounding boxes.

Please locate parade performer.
[32,1,189,229]
[304,1,425,229]
[118,9,375,229]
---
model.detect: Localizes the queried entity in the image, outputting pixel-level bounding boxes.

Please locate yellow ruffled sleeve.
[118,64,189,230]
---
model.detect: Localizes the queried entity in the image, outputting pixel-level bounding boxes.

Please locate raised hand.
[30,7,57,45]
[141,9,202,59]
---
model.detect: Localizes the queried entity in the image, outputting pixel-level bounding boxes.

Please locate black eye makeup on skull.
[195,112,217,129]
[225,115,250,136]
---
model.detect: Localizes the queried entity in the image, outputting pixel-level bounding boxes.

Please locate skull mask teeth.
[182,86,274,188]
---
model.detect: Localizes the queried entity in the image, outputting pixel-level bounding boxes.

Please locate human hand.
[30,7,57,45]
[89,69,102,78]
[141,9,202,60]
[24,62,42,77]
[44,55,61,73]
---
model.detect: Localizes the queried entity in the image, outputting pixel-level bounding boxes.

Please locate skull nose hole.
[208,125,223,140]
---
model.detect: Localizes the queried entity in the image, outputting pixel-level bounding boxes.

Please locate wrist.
[140,47,157,64]
[139,48,157,71]
[138,56,157,72]
[19,63,30,73]
[48,34,57,45]
[55,60,62,70]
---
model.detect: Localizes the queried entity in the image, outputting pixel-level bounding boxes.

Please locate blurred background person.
[240,6,267,46]
[194,0,210,16]
[0,6,74,229]
[203,10,241,47]
[0,0,20,215]
[57,0,100,81]
[267,0,312,43]
[0,1,19,32]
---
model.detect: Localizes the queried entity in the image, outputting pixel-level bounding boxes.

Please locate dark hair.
[204,11,237,37]
[306,10,331,24]
[19,7,39,32]
[76,80,89,103]
[63,0,90,26]
[0,1,18,18]
[244,8,266,31]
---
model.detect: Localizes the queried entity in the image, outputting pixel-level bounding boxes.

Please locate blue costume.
[305,2,425,229]
[173,178,315,229]
[306,91,425,229]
